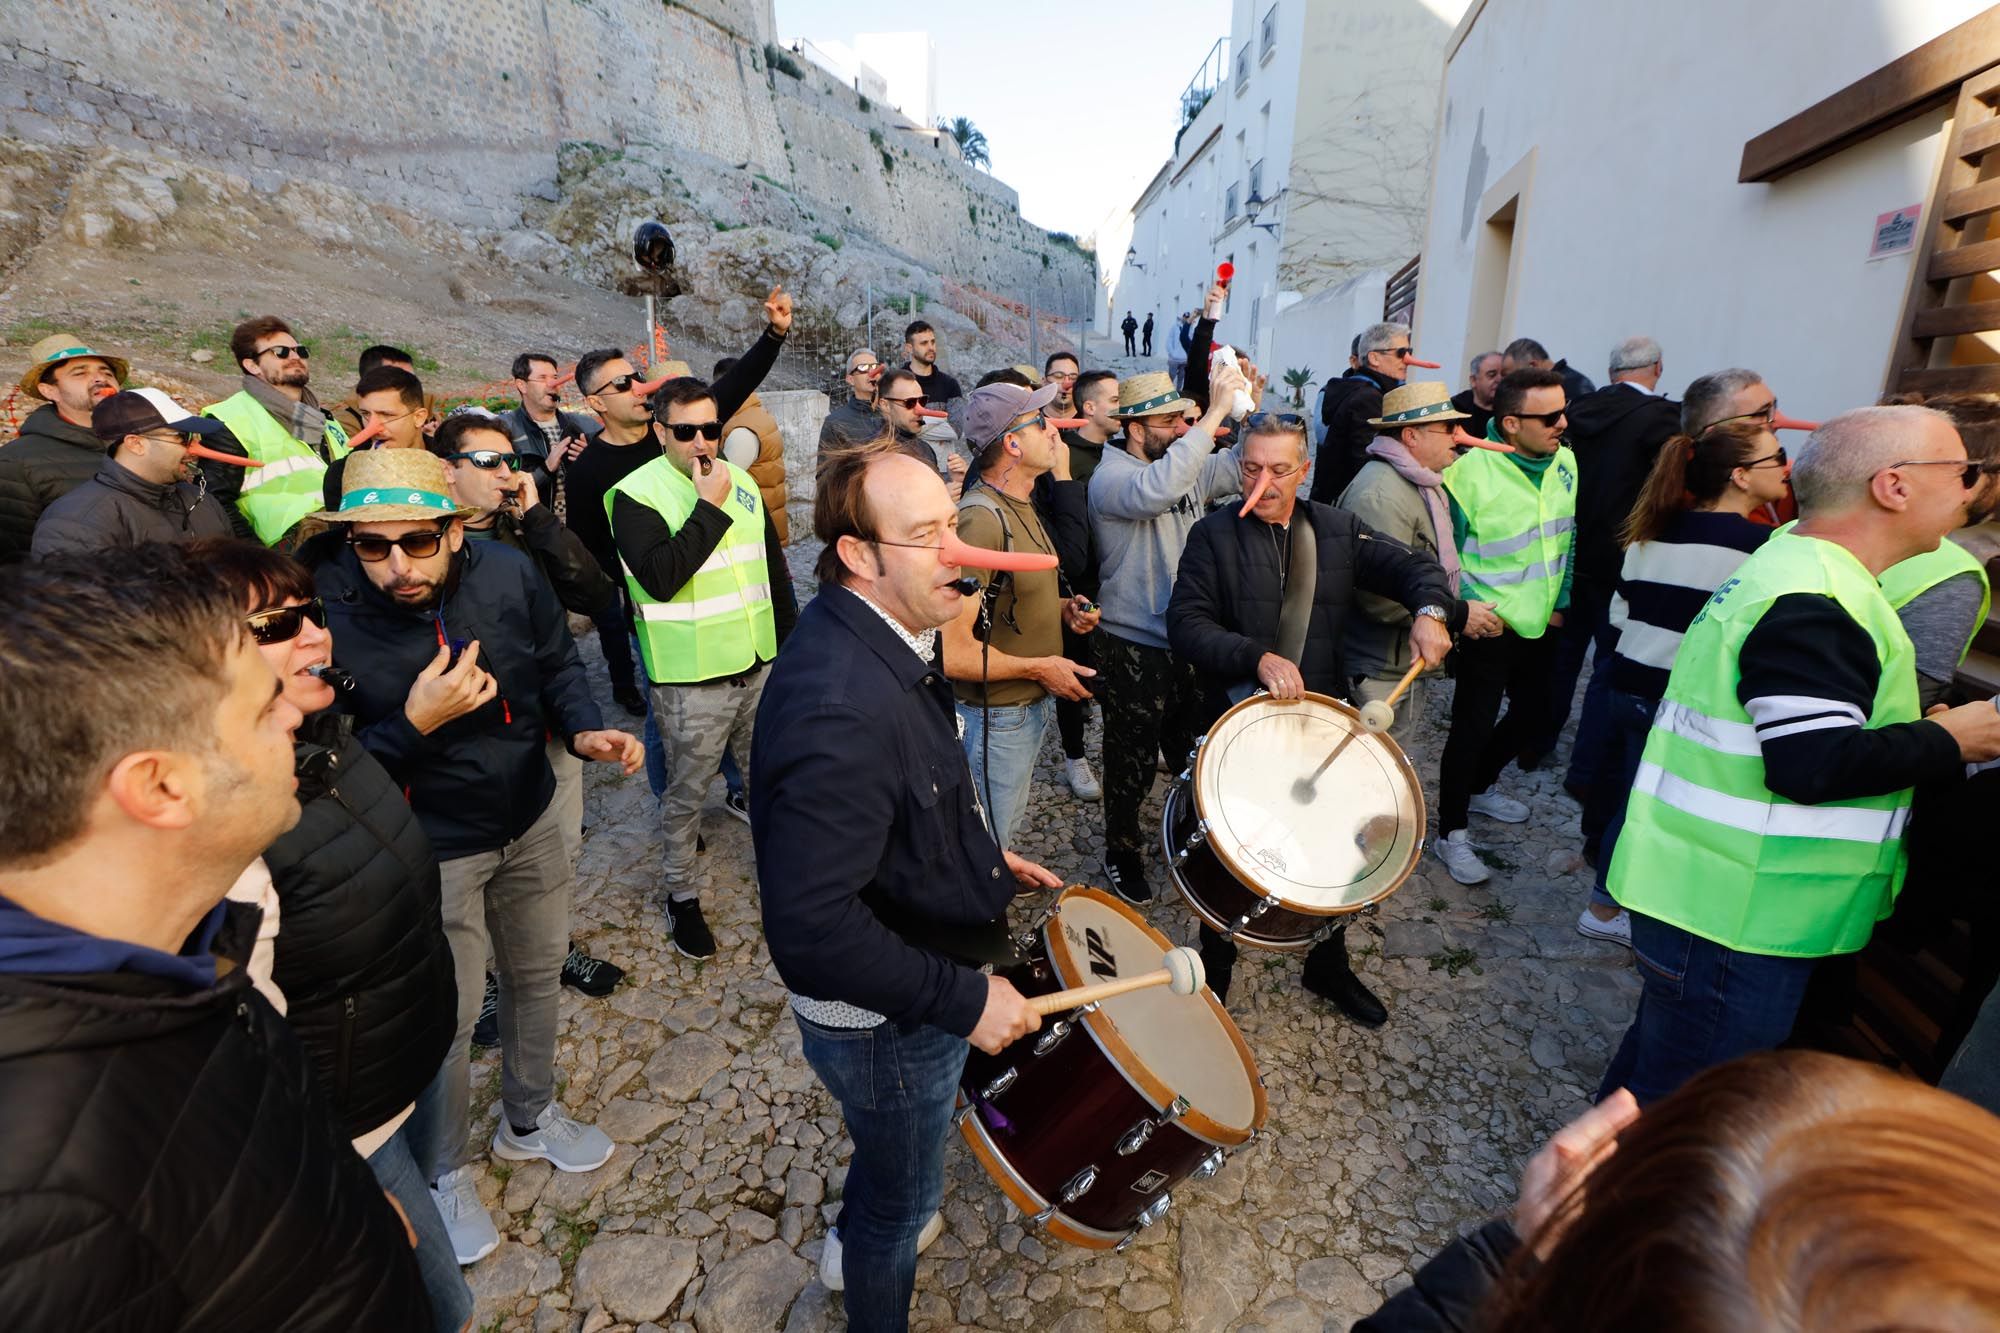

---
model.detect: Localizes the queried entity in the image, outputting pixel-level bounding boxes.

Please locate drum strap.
[1275,517,1317,666]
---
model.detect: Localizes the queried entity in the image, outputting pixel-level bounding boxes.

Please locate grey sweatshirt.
[1087,426,1240,648]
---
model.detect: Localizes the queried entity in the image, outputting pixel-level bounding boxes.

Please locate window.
[1260,5,1278,61]
[1224,182,1239,221]
[1248,158,1264,206]
[1235,43,1249,92]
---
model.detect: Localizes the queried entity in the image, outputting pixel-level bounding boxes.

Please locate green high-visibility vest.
[204,390,351,545]
[1442,444,1577,637]
[1607,531,1920,957]
[608,455,777,684]
[1879,535,1990,668]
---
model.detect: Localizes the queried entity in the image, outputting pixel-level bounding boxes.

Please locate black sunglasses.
[1741,446,1788,469]
[665,421,723,442]
[246,598,327,645]
[882,394,927,408]
[348,527,448,562]
[258,344,310,360]
[1245,411,1307,430]
[587,373,638,396]
[445,450,522,471]
[1512,406,1568,427]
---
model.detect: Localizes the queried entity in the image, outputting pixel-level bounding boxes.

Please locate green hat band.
[1379,401,1458,423]
[339,487,459,514]
[1119,390,1184,416]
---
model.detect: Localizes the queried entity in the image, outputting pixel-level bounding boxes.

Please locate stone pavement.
[461,607,1639,1333]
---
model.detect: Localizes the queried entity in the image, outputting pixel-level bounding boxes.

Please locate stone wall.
[0,0,1090,305]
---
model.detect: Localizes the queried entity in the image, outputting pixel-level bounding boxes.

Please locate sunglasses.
[1706,401,1778,431]
[246,598,327,646]
[1741,447,1788,469]
[258,344,310,360]
[1007,412,1052,436]
[665,421,723,442]
[1882,457,1995,489]
[1245,411,1307,431]
[882,394,927,409]
[587,373,639,396]
[445,450,522,471]
[348,527,448,562]
[1376,347,1414,360]
[1512,407,1569,427]
[848,364,882,376]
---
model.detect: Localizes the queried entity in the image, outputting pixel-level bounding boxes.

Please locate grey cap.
[960,381,1060,450]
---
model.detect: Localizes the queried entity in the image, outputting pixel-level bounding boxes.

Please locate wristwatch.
[1415,605,1449,624]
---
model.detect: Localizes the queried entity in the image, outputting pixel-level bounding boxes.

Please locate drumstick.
[1027,946,1204,1015]
[1357,656,1427,734]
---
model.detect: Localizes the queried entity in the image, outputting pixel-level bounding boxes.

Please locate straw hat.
[1368,381,1470,429]
[1112,371,1196,420]
[18,333,130,395]
[311,447,486,524]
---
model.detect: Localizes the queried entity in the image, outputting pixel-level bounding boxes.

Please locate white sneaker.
[1576,907,1632,947]
[819,1211,945,1292]
[431,1165,500,1266]
[1065,757,1102,800]
[1434,829,1490,885]
[491,1103,615,1173]
[1468,791,1530,824]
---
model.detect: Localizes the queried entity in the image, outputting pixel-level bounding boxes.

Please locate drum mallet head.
[1165,945,1205,995]
[1358,699,1395,733]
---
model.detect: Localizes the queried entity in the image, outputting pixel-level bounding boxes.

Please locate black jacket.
[1167,499,1458,720]
[29,454,236,559]
[264,711,458,1140]
[752,586,1015,1038]
[1552,357,1598,404]
[0,901,431,1331]
[0,403,104,562]
[1449,389,1495,442]
[473,502,618,615]
[1312,367,1400,505]
[498,404,599,492]
[1352,1218,1520,1332]
[1563,383,1681,619]
[1031,471,1096,598]
[316,539,605,859]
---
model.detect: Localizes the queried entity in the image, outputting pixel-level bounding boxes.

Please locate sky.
[773,0,1229,242]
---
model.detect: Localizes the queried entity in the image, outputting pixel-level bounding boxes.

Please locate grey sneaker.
[819,1211,944,1291]
[1434,829,1491,885]
[491,1104,615,1173]
[430,1164,499,1265]
[1064,757,1102,800]
[1468,791,1530,824]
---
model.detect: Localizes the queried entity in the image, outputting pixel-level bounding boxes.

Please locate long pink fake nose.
[941,530,1058,574]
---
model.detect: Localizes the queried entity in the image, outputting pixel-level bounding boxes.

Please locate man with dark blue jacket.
[311,448,642,1267]
[752,446,1056,1330]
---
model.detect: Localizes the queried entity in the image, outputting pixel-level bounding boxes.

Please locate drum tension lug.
[980,1068,1017,1102]
[1191,1148,1226,1181]
[1030,1165,1099,1227]
[1032,1019,1072,1057]
[1117,1193,1173,1249]
[952,1104,972,1128]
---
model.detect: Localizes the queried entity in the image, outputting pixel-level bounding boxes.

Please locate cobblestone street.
[463,597,1640,1333]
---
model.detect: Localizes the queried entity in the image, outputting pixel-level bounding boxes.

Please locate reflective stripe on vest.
[1607,531,1918,957]
[608,456,777,683]
[203,391,350,544]
[1442,445,1577,638]
[1879,536,1991,668]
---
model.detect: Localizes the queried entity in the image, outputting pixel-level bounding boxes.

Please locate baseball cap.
[91,388,229,449]
[961,381,1060,450]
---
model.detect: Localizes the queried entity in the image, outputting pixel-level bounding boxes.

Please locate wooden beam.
[1958,115,2000,161]
[1942,176,2000,225]
[1913,298,2000,337]
[1740,5,2000,183]
[1929,236,2000,280]
[1894,365,2000,395]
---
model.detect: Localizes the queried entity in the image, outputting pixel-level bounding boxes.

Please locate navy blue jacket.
[751,585,1014,1037]
[316,538,604,859]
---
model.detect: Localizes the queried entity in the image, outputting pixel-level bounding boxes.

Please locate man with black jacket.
[311,448,643,1267]
[753,445,1056,1330]
[1312,321,1414,505]
[1168,413,1459,1023]
[500,351,597,496]
[0,544,432,1330]
[31,387,237,558]
[0,332,127,561]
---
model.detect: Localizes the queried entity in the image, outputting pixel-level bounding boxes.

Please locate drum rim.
[955,1111,1129,1249]
[1161,784,1326,952]
[1044,886,1267,1144]
[1188,689,1427,915]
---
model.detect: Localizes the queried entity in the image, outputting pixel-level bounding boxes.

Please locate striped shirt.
[1607,511,1770,699]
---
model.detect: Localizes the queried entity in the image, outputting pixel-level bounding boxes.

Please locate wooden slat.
[1893,364,2000,395]
[1958,114,2000,161]
[1929,235,2000,280]
[1941,175,2000,225]
[1888,75,1992,384]
[1913,297,2000,336]
[1740,6,2000,182]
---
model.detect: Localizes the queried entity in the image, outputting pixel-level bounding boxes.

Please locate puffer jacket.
[0,402,104,562]
[29,454,236,559]
[263,711,457,1140]
[723,392,790,544]
[0,900,432,1331]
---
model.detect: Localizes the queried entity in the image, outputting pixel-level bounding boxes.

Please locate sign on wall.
[1868,204,1922,261]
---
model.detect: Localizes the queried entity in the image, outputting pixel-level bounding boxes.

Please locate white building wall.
[854,31,937,128]
[1416,0,1991,420]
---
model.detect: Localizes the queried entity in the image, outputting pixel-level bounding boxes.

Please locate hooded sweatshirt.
[1087,425,1240,648]
[1562,381,1682,617]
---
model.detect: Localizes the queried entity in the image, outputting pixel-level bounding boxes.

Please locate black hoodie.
[1563,381,1682,617]
[1312,366,1400,505]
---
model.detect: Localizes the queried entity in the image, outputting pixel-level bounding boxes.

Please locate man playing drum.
[751,442,1063,1332]
[1166,411,1461,1025]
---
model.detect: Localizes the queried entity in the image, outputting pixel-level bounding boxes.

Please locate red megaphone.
[1238,473,1271,517]
[1454,425,1516,454]
[916,405,952,420]
[1772,412,1820,432]
[942,529,1058,574]
[1407,356,1443,370]
[1216,262,1235,285]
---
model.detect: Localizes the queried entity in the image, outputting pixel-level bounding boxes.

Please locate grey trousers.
[431,796,571,1173]
[651,671,767,891]
[547,735,584,867]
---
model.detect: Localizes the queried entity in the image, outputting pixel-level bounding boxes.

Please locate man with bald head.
[1600,405,2000,1106]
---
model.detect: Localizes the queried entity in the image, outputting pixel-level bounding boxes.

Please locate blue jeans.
[1583,688,1657,908]
[368,1122,475,1331]
[797,1014,968,1333]
[1562,615,1623,792]
[1597,913,1820,1106]
[956,695,1053,849]
[591,591,636,692]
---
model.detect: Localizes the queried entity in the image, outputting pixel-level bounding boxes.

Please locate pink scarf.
[1363,438,1460,593]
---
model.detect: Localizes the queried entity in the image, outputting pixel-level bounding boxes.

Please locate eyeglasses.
[246,598,327,645]
[882,394,926,409]
[1049,371,1079,383]
[1512,406,1569,427]
[587,373,639,396]
[348,527,448,562]
[361,407,419,426]
[1239,462,1303,481]
[665,421,723,442]
[445,450,522,471]
[1741,447,1788,469]
[1881,457,1993,489]
[1707,401,1779,431]
[257,343,310,360]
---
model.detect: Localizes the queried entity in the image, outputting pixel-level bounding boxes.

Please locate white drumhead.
[1049,892,1259,1133]
[1190,693,1423,912]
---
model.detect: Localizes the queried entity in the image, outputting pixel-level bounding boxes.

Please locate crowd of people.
[3,273,2000,1331]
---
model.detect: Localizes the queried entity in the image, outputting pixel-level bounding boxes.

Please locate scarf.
[242,374,332,453]
[1364,437,1460,593]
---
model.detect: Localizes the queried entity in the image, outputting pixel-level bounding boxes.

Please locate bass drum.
[1163,691,1423,950]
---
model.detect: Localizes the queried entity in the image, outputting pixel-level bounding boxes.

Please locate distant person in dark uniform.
[1121,311,1139,357]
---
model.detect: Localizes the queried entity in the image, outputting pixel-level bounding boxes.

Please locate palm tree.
[1282,367,1317,410]
[940,116,990,170]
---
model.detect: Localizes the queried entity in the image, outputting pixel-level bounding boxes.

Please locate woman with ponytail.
[1576,420,1791,944]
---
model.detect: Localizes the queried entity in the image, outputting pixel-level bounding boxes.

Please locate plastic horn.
[1238,471,1271,517]
[1357,655,1427,734]
[941,529,1059,574]
[630,373,673,397]
[1046,417,1086,430]
[185,440,263,469]
[1453,425,1516,454]
[916,405,953,419]
[553,368,577,388]
[1216,261,1235,285]
[1406,356,1443,370]
[1027,946,1204,1016]
[1772,412,1821,433]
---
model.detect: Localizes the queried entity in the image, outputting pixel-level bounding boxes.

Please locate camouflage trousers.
[1098,631,1205,857]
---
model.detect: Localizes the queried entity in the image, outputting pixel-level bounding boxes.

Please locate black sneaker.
[1302,938,1388,1028]
[471,972,500,1048]
[560,943,624,998]
[723,789,750,825]
[667,898,717,959]
[1102,850,1153,905]
[612,683,646,717]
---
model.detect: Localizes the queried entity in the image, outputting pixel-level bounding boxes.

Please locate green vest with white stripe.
[608,455,776,684]
[204,390,351,545]
[1442,444,1577,638]
[1607,531,1919,957]
[1879,536,1990,668]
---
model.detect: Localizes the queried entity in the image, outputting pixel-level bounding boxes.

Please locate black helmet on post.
[633,221,675,273]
